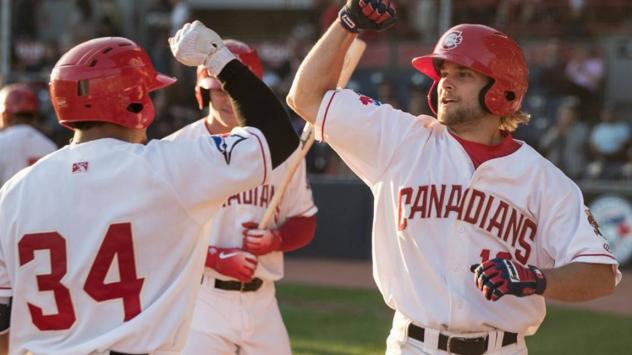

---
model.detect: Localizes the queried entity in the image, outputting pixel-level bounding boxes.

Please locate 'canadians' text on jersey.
[398,184,536,264]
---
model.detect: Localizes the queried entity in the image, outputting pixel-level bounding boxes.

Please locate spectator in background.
[63,0,98,48]
[410,0,438,42]
[454,0,499,25]
[564,42,604,122]
[145,0,174,74]
[539,97,589,179]
[587,103,631,179]
[376,78,401,109]
[170,0,191,35]
[96,0,123,37]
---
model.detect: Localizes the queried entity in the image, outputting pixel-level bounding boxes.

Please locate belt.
[110,352,147,355]
[407,324,517,355]
[214,277,263,292]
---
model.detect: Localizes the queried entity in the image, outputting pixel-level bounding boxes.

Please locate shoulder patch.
[211,133,247,164]
[585,207,603,238]
[359,95,381,106]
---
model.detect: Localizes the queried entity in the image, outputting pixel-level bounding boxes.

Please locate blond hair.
[499,111,531,132]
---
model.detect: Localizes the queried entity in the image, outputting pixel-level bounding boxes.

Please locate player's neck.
[448,116,503,145]
[204,115,233,135]
[72,124,146,144]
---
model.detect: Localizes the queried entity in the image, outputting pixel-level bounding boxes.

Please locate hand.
[206,247,257,282]
[339,0,397,33]
[471,258,547,301]
[169,20,225,67]
[241,221,282,256]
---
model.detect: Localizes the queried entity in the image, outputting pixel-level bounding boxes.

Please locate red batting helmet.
[49,37,176,129]
[195,39,264,110]
[0,83,38,118]
[411,24,528,117]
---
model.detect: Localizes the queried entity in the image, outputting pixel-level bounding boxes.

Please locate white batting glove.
[168,20,236,76]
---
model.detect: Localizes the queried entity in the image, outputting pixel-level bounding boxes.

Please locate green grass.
[277,283,632,355]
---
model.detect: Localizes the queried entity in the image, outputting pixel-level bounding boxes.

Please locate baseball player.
[0,21,298,355]
[165,39,317,355]
[286,1,622,354]
[0,83,57,186]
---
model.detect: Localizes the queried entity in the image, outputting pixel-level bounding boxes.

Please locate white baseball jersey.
[0,124,57,186]
[0,127,271,355]
[315,89,622,336]
[165,119,317,281]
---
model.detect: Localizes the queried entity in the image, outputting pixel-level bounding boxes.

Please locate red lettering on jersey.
[398,187,413,231]
[429,184,446,218]
[19,224,145,330]
[463,189,486,224]
[444,185,463,218]
[515,219,537,264]
[486,201,509,239]
[503,208,525,247]
[479,195,495,229]
[72,161,89,173]
[409,186,428,219]
[225,193,241,207]
[242,189,254,204]
[395,184,537,264]
[84,223,144,321]
[260,185,269,207]
[19,232,76,330]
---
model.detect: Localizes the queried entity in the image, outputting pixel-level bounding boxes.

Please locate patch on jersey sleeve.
[585,207,603,238]
[211,133,247,164]
[72,161,89,173]
[359,95,381,106]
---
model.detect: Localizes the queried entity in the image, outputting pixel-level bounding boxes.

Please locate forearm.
[278,215,317,252]
[542,262,616,301]
[218,60,299,168]
[0,332,6,355]
[287,20,356,124]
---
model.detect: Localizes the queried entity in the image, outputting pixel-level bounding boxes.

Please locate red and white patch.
[72,161,89,174]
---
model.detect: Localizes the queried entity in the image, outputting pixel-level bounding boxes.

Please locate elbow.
[595,264,617,298]
[286,84,320,124]
[286,91,298,114]
[602,271,616,296]
[286,84,307,117]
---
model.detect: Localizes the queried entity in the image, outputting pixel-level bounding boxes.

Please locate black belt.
[110,352,147,355]
[407,324,517,355]
[214,277,263,292]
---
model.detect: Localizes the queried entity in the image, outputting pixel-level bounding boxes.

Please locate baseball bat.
[257,38,367,229]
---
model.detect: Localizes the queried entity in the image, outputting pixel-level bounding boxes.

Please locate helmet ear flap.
[484,82,520,117]
[478,79,494,114]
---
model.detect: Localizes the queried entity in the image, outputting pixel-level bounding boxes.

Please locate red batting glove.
[471,258,546,302]
[241,221,283,256]
[205,247,257,282]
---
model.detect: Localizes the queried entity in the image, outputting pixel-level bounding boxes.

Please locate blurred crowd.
[3,0,632,181]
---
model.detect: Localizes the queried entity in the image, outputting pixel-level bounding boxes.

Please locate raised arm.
[287,0,397,124]
[286,22,356,124]
[170,21,298,168]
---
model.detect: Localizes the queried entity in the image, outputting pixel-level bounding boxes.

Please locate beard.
[437,102,485,127]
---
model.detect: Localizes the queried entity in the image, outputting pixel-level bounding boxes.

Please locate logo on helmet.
[442,31,463,50]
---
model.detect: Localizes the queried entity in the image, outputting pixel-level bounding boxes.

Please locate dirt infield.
[281,257,632,316]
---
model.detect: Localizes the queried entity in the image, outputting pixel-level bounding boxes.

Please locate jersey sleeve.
[147,126,272,223]
[279,157,317,219]
[537,183,622,284]
[314,89,430,186]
